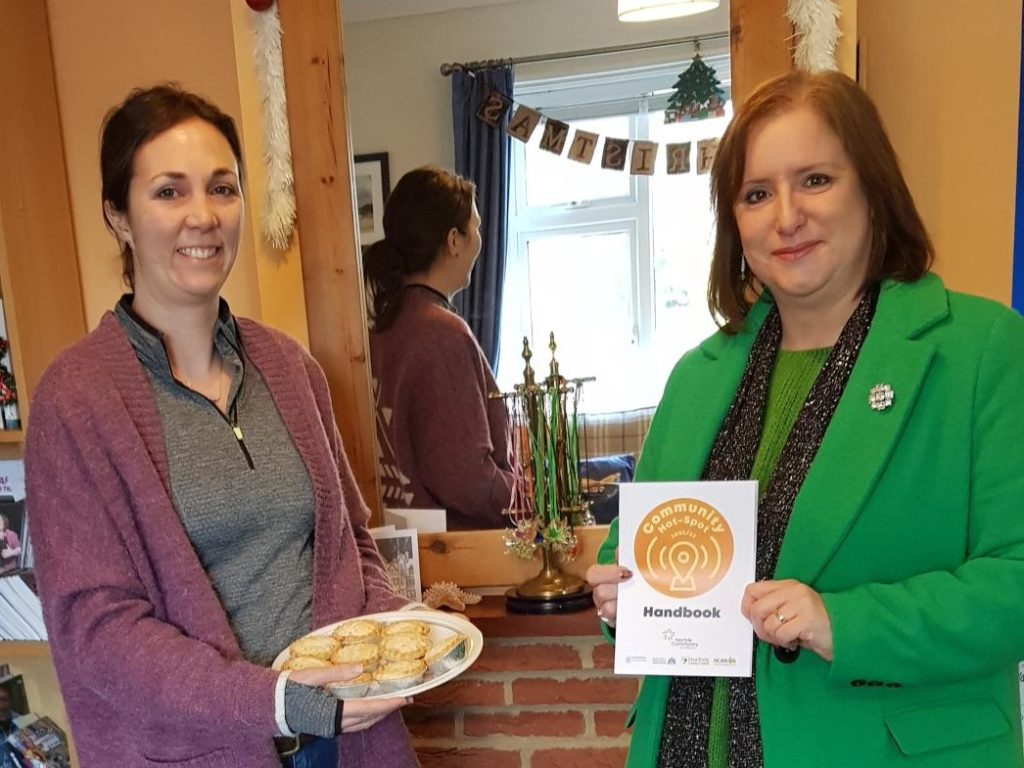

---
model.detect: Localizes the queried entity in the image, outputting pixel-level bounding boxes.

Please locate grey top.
[115,297,337,737]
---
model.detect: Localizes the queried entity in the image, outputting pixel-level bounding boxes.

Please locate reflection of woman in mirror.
[587,71,1024,766]
[0,513,20,572]
[25,85,417,768]
[364,166,514,530]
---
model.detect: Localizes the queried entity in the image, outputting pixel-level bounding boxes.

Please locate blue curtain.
[451,66,514,370]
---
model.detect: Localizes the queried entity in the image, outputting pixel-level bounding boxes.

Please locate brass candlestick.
[502,334,595,614]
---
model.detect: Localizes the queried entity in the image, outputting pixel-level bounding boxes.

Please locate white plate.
[272,610,483,701]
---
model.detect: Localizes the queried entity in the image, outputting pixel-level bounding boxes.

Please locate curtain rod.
[439,31,731,76]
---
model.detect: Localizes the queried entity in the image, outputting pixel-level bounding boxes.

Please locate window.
[497,59,733,412]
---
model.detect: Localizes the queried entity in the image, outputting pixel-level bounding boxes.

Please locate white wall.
[342,0,731,180]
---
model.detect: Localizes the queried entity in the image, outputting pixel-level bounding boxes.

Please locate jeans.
[281,736,338,768]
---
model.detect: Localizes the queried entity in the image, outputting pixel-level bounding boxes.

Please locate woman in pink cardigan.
[25,86,419,768]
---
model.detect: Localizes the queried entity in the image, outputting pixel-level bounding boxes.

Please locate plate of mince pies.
[272,610,483,700]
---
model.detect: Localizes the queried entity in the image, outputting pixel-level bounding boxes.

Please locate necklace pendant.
[868,383,894,411]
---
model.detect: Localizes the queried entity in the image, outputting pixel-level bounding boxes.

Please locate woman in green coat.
[587,70,1024,767]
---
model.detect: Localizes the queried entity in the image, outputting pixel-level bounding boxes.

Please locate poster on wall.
[0,462,25,575]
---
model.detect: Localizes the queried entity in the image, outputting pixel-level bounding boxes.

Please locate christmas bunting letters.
[666,142,692,174]
[477,90,511,127]
[567,130,599,164]
[506,105,542,143]
[486,89,721,176]
[630,141,658,176]
[601,138,629,171]
[696,138,720,175]
[539,119,570,155]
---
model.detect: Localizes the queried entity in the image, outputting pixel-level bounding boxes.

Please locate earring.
[740,253,747,280]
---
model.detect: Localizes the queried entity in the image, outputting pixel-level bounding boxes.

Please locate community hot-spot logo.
[634,497,734,598]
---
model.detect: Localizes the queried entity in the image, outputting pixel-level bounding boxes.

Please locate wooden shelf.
[462,595,602,639]
[0,640,49,656]
[0,429,22,443]
[418,526,610,589]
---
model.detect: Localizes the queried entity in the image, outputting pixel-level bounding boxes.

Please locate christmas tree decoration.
[500,335,595,614]
[786,0,842,73]
[665,53,726,124]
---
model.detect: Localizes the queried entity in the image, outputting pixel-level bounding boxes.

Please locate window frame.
[500,57,731,408]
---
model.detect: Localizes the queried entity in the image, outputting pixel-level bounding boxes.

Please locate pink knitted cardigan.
[25,313,417,768]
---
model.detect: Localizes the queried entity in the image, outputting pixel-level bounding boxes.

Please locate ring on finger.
[776,610,787,624]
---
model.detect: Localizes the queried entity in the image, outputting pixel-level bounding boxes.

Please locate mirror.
[340,0,734,533]
[340,0,1022,537]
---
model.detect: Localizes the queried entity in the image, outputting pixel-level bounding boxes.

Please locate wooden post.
[0,0,87,434]
[276,0,382,518]
[729,0,793,104]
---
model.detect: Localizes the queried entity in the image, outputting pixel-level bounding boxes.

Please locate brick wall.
[407,633,636,768]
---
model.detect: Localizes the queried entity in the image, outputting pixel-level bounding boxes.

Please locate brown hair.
[100,84,244,290]
[708,70,933,333]
[362,166,476,331]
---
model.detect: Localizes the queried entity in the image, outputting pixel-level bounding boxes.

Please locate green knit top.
[706,346,830,767]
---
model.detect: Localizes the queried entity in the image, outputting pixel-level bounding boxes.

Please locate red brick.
[417,747,521,768]
[403,707,455,739]
[471,642,583,673]
[512,676,638,705]
[464,710,584,738]
[531,747,629,768]
[592,643,615,670]
[594,708,631,737]
[416,679,505,707]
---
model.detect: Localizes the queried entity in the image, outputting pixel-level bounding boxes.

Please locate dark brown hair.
[100,84,244,289]
[708,70,934,333]
[363,166,476,331]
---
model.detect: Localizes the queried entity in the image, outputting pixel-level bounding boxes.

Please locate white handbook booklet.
[614,481,758,678]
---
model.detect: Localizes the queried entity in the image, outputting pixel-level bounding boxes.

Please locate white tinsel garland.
[786,0,842,73]
[249,6,296,250]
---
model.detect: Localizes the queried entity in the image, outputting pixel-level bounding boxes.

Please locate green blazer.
[600,275,1024,767]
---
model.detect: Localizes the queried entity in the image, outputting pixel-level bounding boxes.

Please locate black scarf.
[657,286,879,768]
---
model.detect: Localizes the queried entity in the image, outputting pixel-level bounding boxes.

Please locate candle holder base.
[505,584,593,615]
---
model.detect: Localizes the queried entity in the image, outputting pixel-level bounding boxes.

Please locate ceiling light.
[618,0,720,22]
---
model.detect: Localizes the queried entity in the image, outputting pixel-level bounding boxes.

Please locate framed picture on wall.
[353,152,391,249]
[369,527,421,603]
[0,460,25,575]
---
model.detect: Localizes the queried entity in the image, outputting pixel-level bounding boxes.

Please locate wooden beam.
[729,0,793,104]
[277,0,382,518]
[0,0,87,431]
